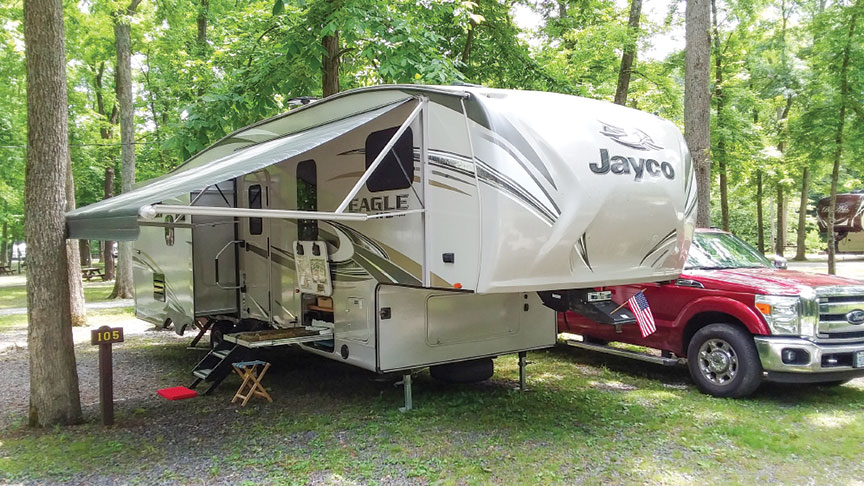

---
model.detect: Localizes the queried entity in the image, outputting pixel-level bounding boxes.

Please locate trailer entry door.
[240,172,272,322]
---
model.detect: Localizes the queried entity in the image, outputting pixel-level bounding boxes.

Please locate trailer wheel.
[209,320,235,348]
[430,358,494,383]
[687,324,762,398]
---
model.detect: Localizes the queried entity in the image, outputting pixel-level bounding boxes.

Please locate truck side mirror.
[772,256,788,270]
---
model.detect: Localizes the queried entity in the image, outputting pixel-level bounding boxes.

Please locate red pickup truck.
[559,228,864,397]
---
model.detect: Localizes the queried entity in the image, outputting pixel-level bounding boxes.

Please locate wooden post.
[91,326,124,425]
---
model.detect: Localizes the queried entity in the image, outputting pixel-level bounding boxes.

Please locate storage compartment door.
[133,220,195,331]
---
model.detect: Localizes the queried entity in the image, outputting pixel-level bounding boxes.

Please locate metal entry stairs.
[189,342,252,395]
[188,326,333,395]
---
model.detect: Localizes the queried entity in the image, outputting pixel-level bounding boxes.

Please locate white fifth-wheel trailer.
[66,85,697,408]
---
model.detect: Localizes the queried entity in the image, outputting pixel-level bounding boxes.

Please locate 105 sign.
[91,326,124,345]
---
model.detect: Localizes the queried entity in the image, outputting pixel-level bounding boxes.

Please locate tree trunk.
[110,0,141,299]
[794,167,810,261]
[776,185,785,257]
[614,0,642,106]
[461,20,476,68]
[711,0,728,230]
[756,170,764,254]
[684,0,712,228]
[79,240,91,266]
[322,31,340,97]
[103,166,115,281]
[197,0,209,46]
[65,157,86,327]
[1,221,7,266]
[828,5,858,275]
[23,0,82,427]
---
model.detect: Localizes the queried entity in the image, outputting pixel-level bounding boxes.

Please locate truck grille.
[816,287,864,340]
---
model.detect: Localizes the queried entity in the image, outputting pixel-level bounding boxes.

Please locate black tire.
[209,320,235,348]
[430,358,494,383]
[687,323,762,398]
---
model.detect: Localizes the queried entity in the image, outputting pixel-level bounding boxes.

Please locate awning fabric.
[66,100,412,241]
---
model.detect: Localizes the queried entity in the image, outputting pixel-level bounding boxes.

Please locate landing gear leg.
[518,351,528,391]
[398,372,413,412]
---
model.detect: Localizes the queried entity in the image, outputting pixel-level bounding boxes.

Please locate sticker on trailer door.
[294,241,333,296]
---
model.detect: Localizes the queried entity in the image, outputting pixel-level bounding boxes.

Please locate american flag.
[627,291,656,338]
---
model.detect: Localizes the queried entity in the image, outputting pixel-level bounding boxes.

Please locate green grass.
[0,280,116,310]
[2,336,863,485]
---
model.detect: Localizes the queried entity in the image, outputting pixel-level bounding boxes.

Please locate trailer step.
[565,339,682,367]
[189,342,255,394]
[193,369,212,380]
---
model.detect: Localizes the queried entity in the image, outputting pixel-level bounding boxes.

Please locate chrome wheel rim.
[697,338,738,385]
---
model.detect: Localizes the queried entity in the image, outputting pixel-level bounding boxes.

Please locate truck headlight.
[755,295,801,335]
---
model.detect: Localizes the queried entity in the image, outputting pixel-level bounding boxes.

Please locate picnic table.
[82,267,106,281]
[0,265,13,276]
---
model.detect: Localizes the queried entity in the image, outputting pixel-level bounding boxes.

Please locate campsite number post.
[91,326,124,426]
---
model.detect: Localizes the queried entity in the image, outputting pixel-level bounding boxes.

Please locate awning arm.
[334,98,426,213]
[141,204,423,222]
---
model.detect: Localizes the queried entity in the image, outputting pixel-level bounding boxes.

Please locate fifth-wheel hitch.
[538,289,636,326]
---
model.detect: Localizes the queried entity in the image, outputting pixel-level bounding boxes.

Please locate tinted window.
[685,232,772,270]
[248,184,262,235]
[365,126,414,192]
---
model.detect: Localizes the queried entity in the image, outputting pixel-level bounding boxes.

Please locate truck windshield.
[685,232,772,270]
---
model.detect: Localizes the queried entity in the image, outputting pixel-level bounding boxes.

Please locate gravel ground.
[0,322,423,486]
[0,323,189,430]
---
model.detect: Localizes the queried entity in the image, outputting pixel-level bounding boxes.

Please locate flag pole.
[610,301,629,314]
[612,289,646,314]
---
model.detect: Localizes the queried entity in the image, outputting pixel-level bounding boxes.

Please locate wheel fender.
[675,296,770,336]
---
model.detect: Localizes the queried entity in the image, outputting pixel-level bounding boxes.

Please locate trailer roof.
[66,99,411,241]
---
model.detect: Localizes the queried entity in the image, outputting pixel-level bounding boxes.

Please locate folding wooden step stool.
[231,360,272,407]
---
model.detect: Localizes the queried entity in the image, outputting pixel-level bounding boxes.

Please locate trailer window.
[248,184,262,235]
[365,126,414,192]
[297,160,318,240]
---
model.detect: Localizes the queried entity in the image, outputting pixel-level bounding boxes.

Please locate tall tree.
[685,0,712,227]
[316,0,340,97]
[23,0,82,426]
[756,169,765,253]
[109,0,142,299]
[793,166,810,260]
[613,0,642,106]
[66,158,86,327]
[103,167,115,281]
[827,3,859,275]
[711,0,728,230]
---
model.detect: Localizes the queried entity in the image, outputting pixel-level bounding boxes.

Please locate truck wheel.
[209,320,235,348]
[430,358,494,383]
[687,324,762,398]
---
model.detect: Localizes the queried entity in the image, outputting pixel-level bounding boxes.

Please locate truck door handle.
[675,279,704,289]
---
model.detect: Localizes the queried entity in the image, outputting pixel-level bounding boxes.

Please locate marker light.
[138,205,158,220]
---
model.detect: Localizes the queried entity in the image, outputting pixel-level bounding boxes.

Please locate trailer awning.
[66,99,413,241]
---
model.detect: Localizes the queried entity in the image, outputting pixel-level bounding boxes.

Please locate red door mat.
[157,386,198,400]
